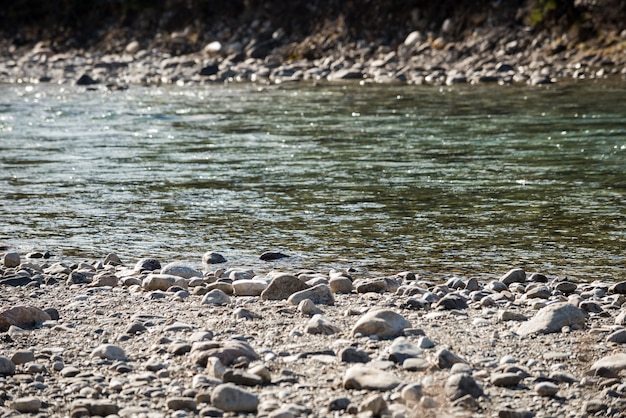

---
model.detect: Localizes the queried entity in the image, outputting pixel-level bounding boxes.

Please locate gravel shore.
[2,24,625,88]
[1,249,625,417]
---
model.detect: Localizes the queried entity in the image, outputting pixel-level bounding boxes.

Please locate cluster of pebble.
[1,25,625,88]
[1,248,626,417]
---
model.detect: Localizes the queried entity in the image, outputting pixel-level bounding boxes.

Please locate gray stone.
[517,302,586,336]
[615,311,626,326]
[554,281,577,294]
[351,309,410,339]
[142,273,186,291]
[580,300,603,313]
[401,383,423,403]
[288,284,334,306]
[498,310,528,322]
[491,372,523,387]
[0,305,51,332]
[501,268,526,285]
[402,357,431,372]
[297,299,323,316]
[91,344,127,360]
[226,268,255,280]
[71,399,119,416]
[359,394,387,415]
[261,274,309,300]
[3,252,20,268]
[166,396,197,410]
[222,369,264,386]
[526,285,551,299]
[203,252,227,264]
[355,277,401,294]
[190,339,259,367]
[388,338,423,363]
[534,381,559,397]
[329,275,353,294]
[609,281,626,294]
[436,348,468,369]
[445,373,483,401]
[211,383,259,413]
[161,262,203,279]
[201,289,231,305]
[233,279,268,296]
[103,253,122,266]
[343,365,402,391]
[11,350,35,365]
[134,258,161,272]
[306,314,341,335]
[434,293,468,310]
[11,397,41,413]
[0,356,16,376]
[339,347,371,363]
[589,353,626,376]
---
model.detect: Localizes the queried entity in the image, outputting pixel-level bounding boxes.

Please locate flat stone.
[259,251,290,261]
[211,383,259,413]
[91,344,127,360]
[491,372,523,387]
[11,396,41,413]
[517,302,586,336]
[233,279,268,296]
[434,293,468,310]
[190,339,259,367]
[161,262,203,279]
[351,309,410,339]
[526,285,551,299]
[355,277,400,294]
[387,338,423,363]
[402,357,431,372]
[535,381,559,397]
[142,273,186,291]
[11,350,35,365]
[202,251,227,264]
[288,284,334,306]
[222,369,264,386]
[606,329,626,343]
[338,347,371,363]
[589,353,626,376]
[71,399,119,416]
[0,305,51,332]
[554,281,577,294]
[166,396,197,410]
[343,365,402,391]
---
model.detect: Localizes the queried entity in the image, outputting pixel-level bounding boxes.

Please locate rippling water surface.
[1,82,624,279]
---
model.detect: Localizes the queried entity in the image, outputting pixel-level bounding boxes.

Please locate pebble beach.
[1,248,626,417]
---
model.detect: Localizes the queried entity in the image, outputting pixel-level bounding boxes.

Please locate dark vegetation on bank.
[1,0,625,59]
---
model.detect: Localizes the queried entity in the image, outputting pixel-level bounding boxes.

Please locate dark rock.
[76,74,98,85]
[445,373,483,401]
[328,397,351,411]
[259,251,290,261]
[200,64,219,76]
[135,258,161,272]
[338,347,371,363]
[434,294,468,310]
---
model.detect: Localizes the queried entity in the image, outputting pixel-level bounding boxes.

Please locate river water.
[1,82,624,279]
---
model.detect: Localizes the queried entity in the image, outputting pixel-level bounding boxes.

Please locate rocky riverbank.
[2,21,626,88]
[1,249,625,417]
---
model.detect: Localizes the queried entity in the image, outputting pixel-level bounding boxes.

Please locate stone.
[288,284,334,306]
[517,302,586,336]
[134,258,161,271]
[11,350,35,365]
[0,356,16,376]
[609,281,626,294]
[339,347,371,363]
[222,369,264,386]
[0,305,51,332]
[261,274,309,300]
[387,338,423,363]
[203,252,227,264]
[404,31,422,47]
[498,310,528,322]
[607,329,626,343]
[3,252,20,267]
[167,396,197,410]
[359,394,387,415]
[142,273,185,291]
[355,277,400,294]
[445,373,483,401]
[402,357,431,371]
[103,253,122,265]
[91,344,127,360]
[201,289,231,305]
[554,281,577,294]
[434,293,468,310]
[580,300,603,313]
[190,339,258,367]
[615,311,626,326]
[161,262,203,279]
[200,63,219,76]
[233,279,268,296]
[211,383,259,413]
[328,397,351,411]
[501,268,526,285]
[534,381,559,397]
[526,285,551,299]
[76,73,98,85]
[351,309,410,339]
[259,251,290,261]
[305,314,340,335]
[329,275,353,293]
[491,372,523,387]
[401,383,423,403]
[11,397,41,413]
[71,399,119,416]
[589,353,626,376]
[343,365,402,391]
[436,348,468,369]
[297,299,322,316]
